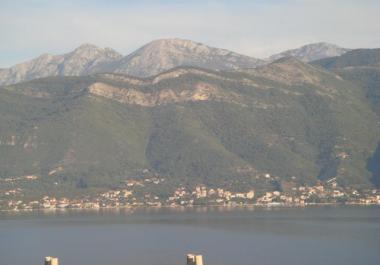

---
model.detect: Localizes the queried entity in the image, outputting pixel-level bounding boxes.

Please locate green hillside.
[313,49,380,114]
[313,49,380,186]
[1,59,379,199]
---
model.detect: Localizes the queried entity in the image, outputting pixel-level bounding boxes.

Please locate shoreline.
[1,201,379,214]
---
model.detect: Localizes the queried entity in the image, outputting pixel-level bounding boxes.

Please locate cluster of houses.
[1,176,380,211]
[165,186,255,206]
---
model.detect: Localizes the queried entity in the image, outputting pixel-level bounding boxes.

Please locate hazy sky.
[0,0,379,67]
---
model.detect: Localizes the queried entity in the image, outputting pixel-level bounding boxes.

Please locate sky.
[0,0,379,67]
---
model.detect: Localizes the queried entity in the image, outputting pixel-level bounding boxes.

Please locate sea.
[0,206,379,265]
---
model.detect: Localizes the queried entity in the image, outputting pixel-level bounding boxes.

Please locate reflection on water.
[1,206,380,265]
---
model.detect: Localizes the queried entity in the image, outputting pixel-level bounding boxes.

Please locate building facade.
[44,256,59,265]
[187,254,203,265]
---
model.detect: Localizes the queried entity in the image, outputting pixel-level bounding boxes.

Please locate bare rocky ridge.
[105,38,265,77]
[268,42,350,62]
[0,40,352,86]
[0,39,264,86]
[0,44,122,86]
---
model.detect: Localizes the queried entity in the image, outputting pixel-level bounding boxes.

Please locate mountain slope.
[1,59,379,198]
[313,48,380,68]
[0,44,122,86]
[103,38,264,77]
[269,42,350,62]
[313,49,380,114]
[313,49,380,186]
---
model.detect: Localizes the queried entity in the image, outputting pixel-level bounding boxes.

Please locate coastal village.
[1,174,380,211]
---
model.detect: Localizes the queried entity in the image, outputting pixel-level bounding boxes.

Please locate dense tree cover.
[1,57,380,199]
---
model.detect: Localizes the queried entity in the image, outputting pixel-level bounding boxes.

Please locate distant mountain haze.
[268,42,350,62]
[0,44,122,86]
[0,39,350,86]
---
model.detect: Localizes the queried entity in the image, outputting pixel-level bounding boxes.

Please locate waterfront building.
[44,256,59,265]
[187,254,203,265]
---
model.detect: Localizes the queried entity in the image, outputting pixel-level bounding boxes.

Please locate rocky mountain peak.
[68,44,122,59]
[35,53,56,60]
[126,38,217,61]
[0,44,123,86]
[111,38,264,77]
[73,43,100,51]
[269,42,350,62]
[140,38,247,58]
[143,38,214,53]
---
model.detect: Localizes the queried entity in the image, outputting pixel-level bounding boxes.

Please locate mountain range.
[269,42,350,62]
[0,39,349,86]
[0,44,122,86]
[0,39,379,199]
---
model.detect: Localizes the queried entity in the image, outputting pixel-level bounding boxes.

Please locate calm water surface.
[0,206,379,265]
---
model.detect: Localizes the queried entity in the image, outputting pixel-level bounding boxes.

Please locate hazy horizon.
[0,0,379,68]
